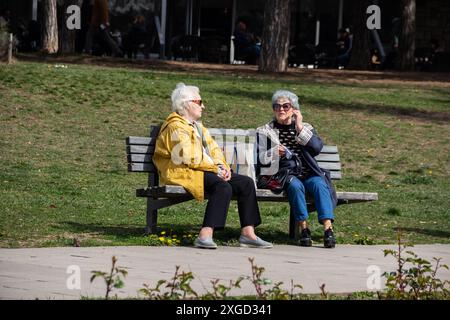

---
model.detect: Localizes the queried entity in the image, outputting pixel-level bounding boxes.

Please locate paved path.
[1,244,449,300]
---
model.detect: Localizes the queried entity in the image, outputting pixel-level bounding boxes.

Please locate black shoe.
[324,228,336,248]
[299,228,312,247]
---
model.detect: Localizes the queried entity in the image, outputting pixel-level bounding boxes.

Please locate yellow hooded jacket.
[152,112,230,201]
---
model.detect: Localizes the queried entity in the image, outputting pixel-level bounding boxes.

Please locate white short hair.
[271,90,300,110]
[171,83,201,116]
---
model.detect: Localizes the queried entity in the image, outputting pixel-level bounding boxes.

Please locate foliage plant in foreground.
[91,239,449,300]
[380,230,449,300]
[90,256,128,300]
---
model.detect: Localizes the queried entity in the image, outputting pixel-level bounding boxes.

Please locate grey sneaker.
[194,237,218,249]
[239,235,273,249]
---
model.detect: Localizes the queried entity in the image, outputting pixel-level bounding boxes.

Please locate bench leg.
[289,207,299,239]
[145,198,158,234]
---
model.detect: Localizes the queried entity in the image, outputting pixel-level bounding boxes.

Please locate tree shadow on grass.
[213,87,270,102]
[305,96,450,124]
[214,87,450,124]
[394,227,450,239]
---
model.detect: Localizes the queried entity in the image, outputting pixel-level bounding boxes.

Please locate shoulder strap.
[194,122,211,156]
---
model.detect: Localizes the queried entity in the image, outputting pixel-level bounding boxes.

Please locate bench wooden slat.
[320,145,338,153]
[317,162,341,170]
[128,154,152,163]
[128,153,341,165]
[137,185,378,202]
[127,145,155,154]
[126,136,156,145]
[255,190,379,203]
[314,153,340,162]
[128,160,341,176]
[337,191,379,202]
[128,162,156,172]
[209,128,256,136]
[127,160,342,178]
[330,171,341,180]
[145,130,338,153]
[127,136,338,154]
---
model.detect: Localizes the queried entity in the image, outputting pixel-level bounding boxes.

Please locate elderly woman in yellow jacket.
[153,83,272,249]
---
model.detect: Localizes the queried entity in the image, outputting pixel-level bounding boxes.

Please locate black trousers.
[202,172,262,230]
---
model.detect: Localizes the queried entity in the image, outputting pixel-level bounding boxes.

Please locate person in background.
[83,0,123,57]
[336,28,353,68]
[123,15,151,59]
[233,21,260,64]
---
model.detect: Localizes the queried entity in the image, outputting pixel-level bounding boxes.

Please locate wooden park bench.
[126,125,378,238]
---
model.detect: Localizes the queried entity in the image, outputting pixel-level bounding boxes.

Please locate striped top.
[273,121,314,179]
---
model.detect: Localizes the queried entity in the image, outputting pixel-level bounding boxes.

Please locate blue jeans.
[286,176,334,224]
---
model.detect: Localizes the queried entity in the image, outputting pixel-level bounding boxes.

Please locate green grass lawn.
[0,61,449,248]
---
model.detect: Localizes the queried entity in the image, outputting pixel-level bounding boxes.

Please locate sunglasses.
[272,103,292,111]
[190,99,203,106]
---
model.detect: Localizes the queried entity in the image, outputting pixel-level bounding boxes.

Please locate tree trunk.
[347,0,371,70]
[399,0,416,70]
[259,0,292,72]
[60,0,81,54]
[42,0,59,54]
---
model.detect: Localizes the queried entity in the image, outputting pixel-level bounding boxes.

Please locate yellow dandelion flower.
[161,231,166,235]
[158,237,165,242]
[167,239,172,244]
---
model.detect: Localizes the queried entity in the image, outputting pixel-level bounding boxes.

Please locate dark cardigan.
[256,119,338,209]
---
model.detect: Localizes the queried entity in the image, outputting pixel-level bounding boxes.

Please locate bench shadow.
[394,227,450,239]
[211,226,294,244]
[57,221,295,244]
[58,221,147,238]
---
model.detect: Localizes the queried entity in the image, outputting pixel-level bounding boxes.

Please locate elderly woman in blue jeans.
[256,90,337,248]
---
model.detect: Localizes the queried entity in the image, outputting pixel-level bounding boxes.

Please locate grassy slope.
[0,61,449,247]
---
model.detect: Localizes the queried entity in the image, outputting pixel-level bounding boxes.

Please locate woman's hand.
[223,167,231,181]
[218,165,231,181]
[292,110,303,132]
[278,145,286,157]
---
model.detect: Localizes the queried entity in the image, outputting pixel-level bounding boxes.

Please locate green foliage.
[202,277,245,300]
[138,257,304,300]
[394,166,434,185]
[399,173,433,185]
[90,256,128,300]
[247,257,303,300]
[156,230,195,246]
[386,208,401,216]
[380,231,450,300]
[139,265,199,300]
[354,236,375,245]
[93,248,449,300]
